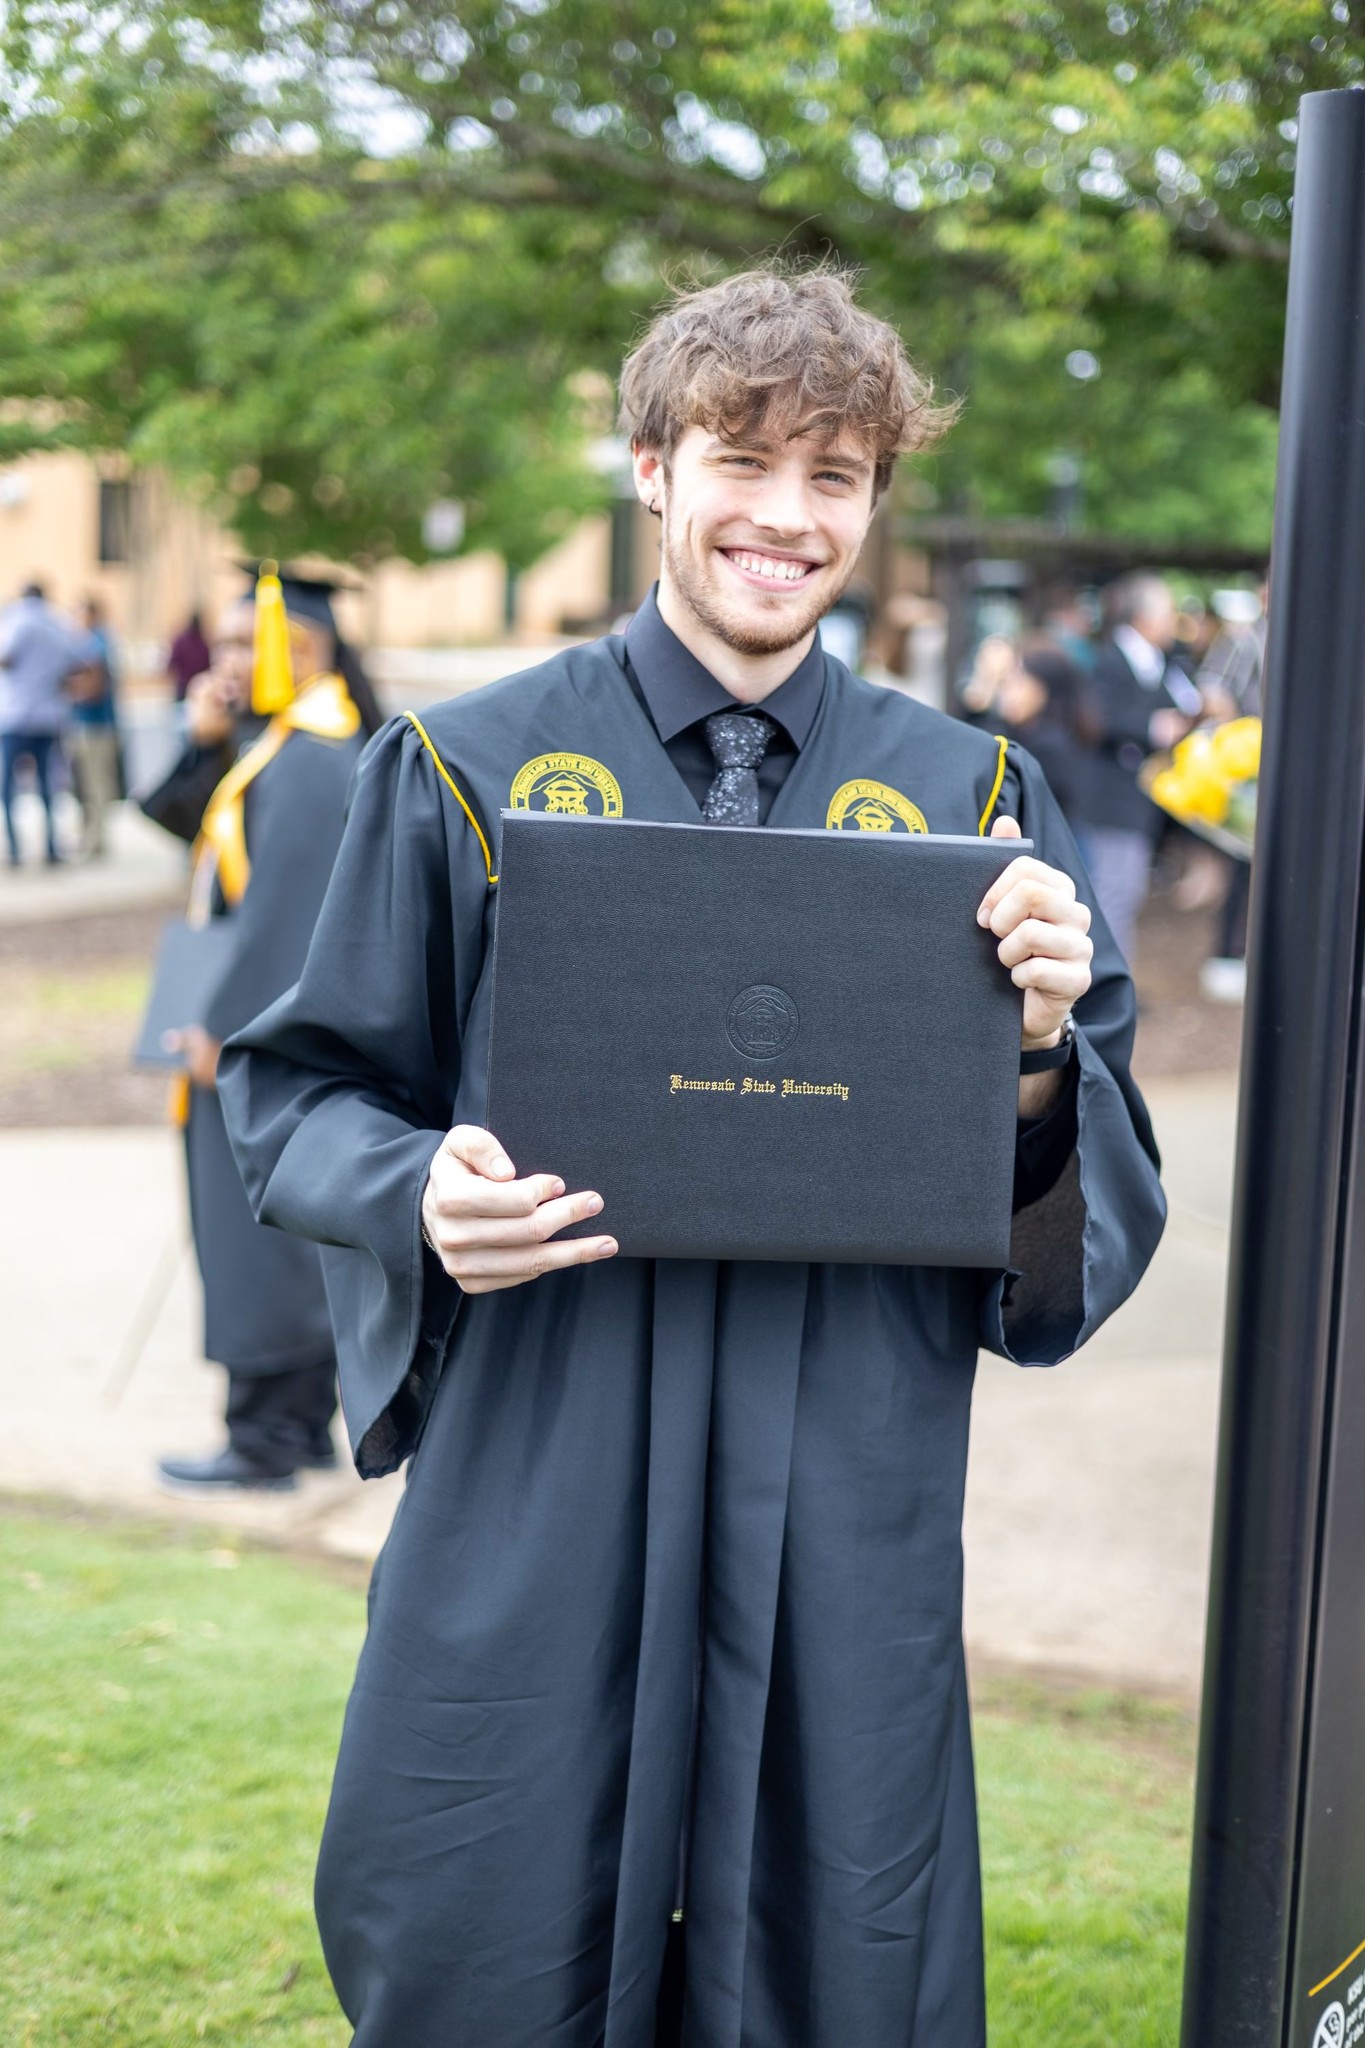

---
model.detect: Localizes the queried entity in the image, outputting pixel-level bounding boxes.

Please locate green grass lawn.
[0,1507,1193,2045]
[976,1676,1192,2045]
[0,1508,356,2046]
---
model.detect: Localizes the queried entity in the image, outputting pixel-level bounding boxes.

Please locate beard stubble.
[661,525,855,657]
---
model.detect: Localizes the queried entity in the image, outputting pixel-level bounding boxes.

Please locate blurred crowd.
[953,570,1266,996]
[0,581,123,866]
[0,579,210,869]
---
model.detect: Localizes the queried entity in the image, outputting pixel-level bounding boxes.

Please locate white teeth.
[731,551,807,581]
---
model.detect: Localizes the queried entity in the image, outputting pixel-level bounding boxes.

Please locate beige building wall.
[0,454,104,615]
[515,515,612,635]
[0,454,255,675]
[362,551,508,648]
[0,452,624,671]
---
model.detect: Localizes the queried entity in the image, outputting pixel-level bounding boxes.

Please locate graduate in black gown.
[151,567,382,1492]
[219,270,1165,2044]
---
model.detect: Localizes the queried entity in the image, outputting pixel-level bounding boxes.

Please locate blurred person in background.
[957,630,1018,722]
[866,590,947,702]
[1070,571,1202,963]
[166,608,211,702]
[1198,579,1267,724]
[1196,577,1269,1002]
[65,595,122,860]
[1162,589,1228,919]
[1172,592,1220,676]
[816,582,872,670]
[1039,581,1098,673]
[993,637,1093,828]
[0,578,84,866]
[141,614,267,845]
[148,567,384,1495]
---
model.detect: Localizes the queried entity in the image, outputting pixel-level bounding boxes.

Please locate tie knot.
[704,710,776,771]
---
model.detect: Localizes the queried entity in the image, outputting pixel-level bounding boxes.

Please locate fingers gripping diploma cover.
[486,811,1029,1265]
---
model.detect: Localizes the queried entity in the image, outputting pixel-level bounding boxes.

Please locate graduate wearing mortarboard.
[149,567,383,1493]
[219,273,1165,2045]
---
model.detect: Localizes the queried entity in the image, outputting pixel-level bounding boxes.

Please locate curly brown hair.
[618,266,957,497]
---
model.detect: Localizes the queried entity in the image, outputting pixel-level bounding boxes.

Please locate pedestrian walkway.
[965,1075,1231,1694]
[0,1076,1235,1694]
[0,794,184,924]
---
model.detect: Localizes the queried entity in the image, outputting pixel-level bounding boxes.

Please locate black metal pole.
[1182,87,1365,2046]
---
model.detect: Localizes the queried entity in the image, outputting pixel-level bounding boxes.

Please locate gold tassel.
[251,561,294,714]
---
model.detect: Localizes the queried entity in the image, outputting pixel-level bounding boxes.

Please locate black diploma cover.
[132,918,236,1069]
[487,812,1027,1266]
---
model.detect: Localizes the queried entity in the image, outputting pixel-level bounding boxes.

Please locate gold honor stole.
[168,673,360,1124]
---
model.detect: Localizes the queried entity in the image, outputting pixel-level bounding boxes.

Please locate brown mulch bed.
[0,883,1241,1132]
[0,905,170,1129]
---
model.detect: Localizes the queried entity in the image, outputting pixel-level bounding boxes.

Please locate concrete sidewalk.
[965,1075,1231,1693]
[0,1076,1234,1695]
[0,794,185,923]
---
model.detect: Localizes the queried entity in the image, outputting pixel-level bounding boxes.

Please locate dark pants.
[1216,859,1252,961]
[225,1362,337,1476]
[1,731,59,861]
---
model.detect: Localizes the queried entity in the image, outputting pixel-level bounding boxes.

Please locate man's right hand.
[421,1125,618,1294]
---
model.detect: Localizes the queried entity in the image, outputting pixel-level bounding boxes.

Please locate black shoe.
[156,1447,297,1495]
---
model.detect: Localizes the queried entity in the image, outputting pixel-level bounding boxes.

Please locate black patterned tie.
[701,711,776,827]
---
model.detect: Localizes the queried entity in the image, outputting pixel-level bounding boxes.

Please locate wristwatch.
[1019,1012,1077,1075]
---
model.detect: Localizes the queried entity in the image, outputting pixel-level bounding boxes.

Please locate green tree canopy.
[2,0,1354,561]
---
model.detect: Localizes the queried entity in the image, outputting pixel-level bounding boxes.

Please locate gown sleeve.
[217,718,480,1477]
[979,743,1167,1365]
[138,739,236,844]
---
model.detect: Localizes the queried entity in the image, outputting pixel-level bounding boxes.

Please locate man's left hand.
[978,817,1093,1050]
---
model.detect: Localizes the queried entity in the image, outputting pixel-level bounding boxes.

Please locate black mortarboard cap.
[238,562,357,632]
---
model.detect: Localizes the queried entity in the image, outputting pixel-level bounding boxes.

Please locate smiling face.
[635,420,878,672]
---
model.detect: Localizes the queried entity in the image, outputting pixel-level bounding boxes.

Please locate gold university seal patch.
[825,779,928,834]
[510,752,623,817]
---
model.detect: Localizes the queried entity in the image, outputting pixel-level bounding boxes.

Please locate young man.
[220,269,1165,2046]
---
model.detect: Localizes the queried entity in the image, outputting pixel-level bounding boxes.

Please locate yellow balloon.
[1211,716,1262,782]
[1154,731,1230,824]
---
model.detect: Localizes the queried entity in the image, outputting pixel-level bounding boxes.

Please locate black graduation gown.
[218,637,1165,2046]
[139,731,251,846]
[188,716,364,1376]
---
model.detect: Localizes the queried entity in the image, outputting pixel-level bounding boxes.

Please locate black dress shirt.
[622,586,825,822]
